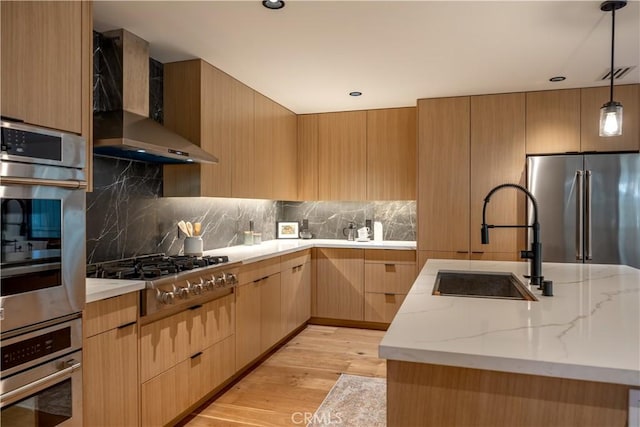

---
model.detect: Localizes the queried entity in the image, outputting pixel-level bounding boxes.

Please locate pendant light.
[599,0,627,137]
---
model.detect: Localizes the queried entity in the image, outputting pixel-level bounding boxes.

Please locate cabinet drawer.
[238,257,281,284]
[365,263,416,294]
[281,249,311,271]
[364,292,406,323]
[365,249,415,264]
[84,292,138,337]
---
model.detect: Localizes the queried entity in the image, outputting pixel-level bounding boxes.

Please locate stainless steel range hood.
[93,29,218,164]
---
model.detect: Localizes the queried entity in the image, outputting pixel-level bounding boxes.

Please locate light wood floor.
[179,325,386,427]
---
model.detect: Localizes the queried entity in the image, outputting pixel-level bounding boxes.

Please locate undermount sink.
[433,270,537,301]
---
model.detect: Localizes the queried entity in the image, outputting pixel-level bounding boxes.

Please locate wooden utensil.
[194,222,202,236]
[186,222,194,237]
[177,220,190,236]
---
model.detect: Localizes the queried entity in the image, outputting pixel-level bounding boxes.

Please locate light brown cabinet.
[318,111,368,200]
[83,293,139,427]
[254,93,298,200]
[526,89,581,154]
[163,59,297,200]
[297,115,319,200]
[470,93,526,258]
[163,59,254,197]
[315,248,364,321]
[301,108,416,201]
[367,108,417,200]
[580,84,639,152]
[1,1,92,135]
[417,94,525,262]
[139,293,235,426]
[1,0,93,188]
[363,250,416,323]
[281,250,311,335]
[417,97,470,257]
[525,84,639,154]
[235,258,283,370]
[141,335,235,427]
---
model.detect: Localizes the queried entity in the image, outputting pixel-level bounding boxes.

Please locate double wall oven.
[1,120,86,426]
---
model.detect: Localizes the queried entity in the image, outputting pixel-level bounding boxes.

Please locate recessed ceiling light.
[262,0,285,10]
[349,91,362,97]
[549,76,566,82]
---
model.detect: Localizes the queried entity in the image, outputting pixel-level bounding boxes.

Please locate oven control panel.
[2,327,70,371]
[1,126,62,161]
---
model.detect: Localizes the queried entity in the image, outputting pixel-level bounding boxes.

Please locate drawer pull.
[384,293,395,297]
[190,352,203,359]
[188,304,203,310]
[253,278,262,284]
[384,263,395,267]
[456,251,468,254]
[117,321,136,330]
[471,251,485,254]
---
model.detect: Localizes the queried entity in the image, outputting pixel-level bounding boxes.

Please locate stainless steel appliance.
[1,317,82,426]
[527,153,640,268]
[1,120,87,333]
[87,254,238,317]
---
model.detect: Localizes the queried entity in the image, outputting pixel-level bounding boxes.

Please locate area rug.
[307,374,386,427]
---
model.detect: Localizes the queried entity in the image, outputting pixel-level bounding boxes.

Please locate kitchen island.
[380,259,640,426]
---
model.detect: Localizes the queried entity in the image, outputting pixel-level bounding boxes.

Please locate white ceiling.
[94,1,640,114]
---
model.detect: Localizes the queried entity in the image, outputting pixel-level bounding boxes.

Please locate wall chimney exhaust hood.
[93,29,218,164]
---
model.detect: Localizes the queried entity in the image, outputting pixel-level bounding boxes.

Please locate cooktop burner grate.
[87,253,230,280]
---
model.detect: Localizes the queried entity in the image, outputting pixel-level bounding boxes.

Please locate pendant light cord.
[609,6,616,103]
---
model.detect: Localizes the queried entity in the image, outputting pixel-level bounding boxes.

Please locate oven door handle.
[0,359,81,408]
[0,176,87,189]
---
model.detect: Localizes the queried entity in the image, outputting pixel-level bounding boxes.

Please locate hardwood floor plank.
[181,325,385,427]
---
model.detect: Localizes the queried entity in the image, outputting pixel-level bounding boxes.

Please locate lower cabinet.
[315,248,365,321]
[235,257,283,370]
[281,250,311,335]
[140,335,235,427]
[363,250,416,323]
[83,293,139,427]
[139,293,236,426]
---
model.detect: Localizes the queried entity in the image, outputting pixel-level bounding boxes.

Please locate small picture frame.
[276,221,299,239]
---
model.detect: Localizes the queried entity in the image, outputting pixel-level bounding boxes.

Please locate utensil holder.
[184,236,203,256]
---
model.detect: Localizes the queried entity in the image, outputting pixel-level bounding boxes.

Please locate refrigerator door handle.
[585,170,592,261]
[576,170,584,261]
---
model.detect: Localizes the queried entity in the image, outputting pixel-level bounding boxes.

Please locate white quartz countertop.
[379,259,640,386]
[85,239,416,303]
[86,278,146,303]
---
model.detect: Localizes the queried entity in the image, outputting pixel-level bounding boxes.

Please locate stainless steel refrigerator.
[527,153,640,269]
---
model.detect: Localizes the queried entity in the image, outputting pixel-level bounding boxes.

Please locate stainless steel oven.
[0,120,86,334]
[1,316,82,427]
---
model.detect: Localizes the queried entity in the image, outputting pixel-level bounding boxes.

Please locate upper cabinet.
[254,93,297,201]
[580,84,639,152]
[1,1,92,136]
[318,111,368,201]
[297,115,319,200]
[525,84,639,154]
[1,1,93,187]
[163,59,296,200]
[367,107,417,200]
[300,107,417,201]
[526,89,581,154]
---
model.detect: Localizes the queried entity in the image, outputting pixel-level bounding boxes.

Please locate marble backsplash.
[86,156,277,263]
[87,157,416,263]
[279,201,416,241]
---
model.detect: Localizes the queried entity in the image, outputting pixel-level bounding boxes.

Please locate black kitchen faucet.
[481,183,551,296]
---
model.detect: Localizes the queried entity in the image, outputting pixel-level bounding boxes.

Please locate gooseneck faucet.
[481,183,544,290]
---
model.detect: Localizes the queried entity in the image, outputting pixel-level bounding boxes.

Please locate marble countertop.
[379,259,640,386]
[86,239,416,303]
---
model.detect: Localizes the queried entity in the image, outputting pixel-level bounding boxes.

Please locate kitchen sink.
[432,270,537,301]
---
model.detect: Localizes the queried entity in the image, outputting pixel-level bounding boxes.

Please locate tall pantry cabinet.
[417,94,526,268]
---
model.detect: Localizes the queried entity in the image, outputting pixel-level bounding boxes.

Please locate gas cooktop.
[87,253,230,281]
